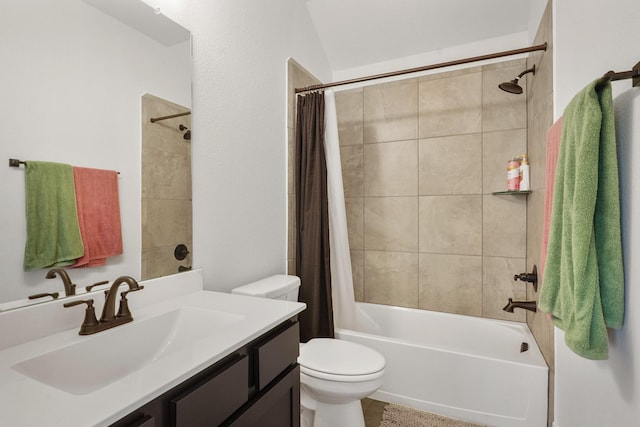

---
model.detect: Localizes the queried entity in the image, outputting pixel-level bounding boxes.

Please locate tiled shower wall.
[524,1,555,424]
[335,60,530,322]
[141,94,192,280]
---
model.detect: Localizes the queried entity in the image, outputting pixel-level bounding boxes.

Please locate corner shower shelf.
[492,190,532,195]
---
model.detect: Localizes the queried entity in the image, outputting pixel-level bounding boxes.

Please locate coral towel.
[72,167,123,267]
[540,117,563,276]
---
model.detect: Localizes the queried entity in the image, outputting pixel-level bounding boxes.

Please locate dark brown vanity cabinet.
[111,319,300,427]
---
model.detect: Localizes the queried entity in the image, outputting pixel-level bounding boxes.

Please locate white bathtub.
[335,302,548,427]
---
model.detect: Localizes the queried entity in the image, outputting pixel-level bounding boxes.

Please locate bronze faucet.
[45,268,76,296]
[502,298,537,313]
[100,276,143,322]
[64,276,144,335]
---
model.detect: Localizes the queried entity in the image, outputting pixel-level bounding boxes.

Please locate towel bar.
[8,158,120,174]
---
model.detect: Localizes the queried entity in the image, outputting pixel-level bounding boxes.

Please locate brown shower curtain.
[295,91,334,342]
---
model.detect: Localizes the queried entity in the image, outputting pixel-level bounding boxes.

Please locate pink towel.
[540,117,563,276]
[72,167,123,267]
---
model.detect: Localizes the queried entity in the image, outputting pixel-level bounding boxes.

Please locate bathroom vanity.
[0,270,306,426]
[111,320,301,427]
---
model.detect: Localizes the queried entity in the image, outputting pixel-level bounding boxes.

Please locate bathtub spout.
[502,298,537,313]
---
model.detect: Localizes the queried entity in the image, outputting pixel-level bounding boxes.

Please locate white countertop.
[0,271,305,426]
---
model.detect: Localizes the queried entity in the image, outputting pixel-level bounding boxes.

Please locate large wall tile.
[142,199,191,250]
[482,61,527,132]
[419,72,482,138]
[364,140,418,196]
[364,251,419,308]
[483,195,527,257]
[340,145,364,197]
[142,149,190,200]
[419,133,482,195]
[527,91,554,191]
[143,119,191,156]
[365,197,418,252]
[335,89,364,146]
[526,188,545,279]
[351,249,364,302]
[345,197,364,250]
[419,195,482,255]
[482,256,527,321]
[482,129,527,194]
[419,253,482,316]
[364,79,418,143]
[142,243,192,281]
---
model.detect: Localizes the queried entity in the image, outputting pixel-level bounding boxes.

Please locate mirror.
[0,0,191,310]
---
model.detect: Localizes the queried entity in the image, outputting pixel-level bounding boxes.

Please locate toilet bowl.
[231,275,386,427]
[299,338,385,427]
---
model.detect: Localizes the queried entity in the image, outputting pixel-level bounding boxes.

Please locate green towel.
[539,80,625,360]
[23,161,85,270]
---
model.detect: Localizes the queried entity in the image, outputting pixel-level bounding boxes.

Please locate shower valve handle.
[513,265,538,292]
[514,273,536,282]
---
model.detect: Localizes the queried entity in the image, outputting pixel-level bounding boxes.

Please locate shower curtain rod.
[295,42,548,94]
[149,111,191,123]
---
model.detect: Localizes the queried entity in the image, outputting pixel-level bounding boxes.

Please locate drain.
[520,342,529,353]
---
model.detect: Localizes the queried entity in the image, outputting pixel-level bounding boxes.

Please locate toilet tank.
[231,274,300,301]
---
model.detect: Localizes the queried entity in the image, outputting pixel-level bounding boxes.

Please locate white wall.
[527,0,548,44]
[554,1,640,425]
[0,0,189,302]
[146,0,331,292]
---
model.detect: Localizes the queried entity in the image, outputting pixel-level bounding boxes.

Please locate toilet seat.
[299,339,385,383]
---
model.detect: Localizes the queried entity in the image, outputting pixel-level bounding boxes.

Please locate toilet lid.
[298,338,385,377]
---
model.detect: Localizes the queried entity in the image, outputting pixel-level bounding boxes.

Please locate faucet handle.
[116,287,144,320]
[513,265,538,292]
[63,299,92,308]
[85,280,109,292]
[63,299,100,335]
[28,292,60,300]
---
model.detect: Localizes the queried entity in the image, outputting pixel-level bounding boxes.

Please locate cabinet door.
[131,415,155,427]
[172,354,248,427]
[254,322,299,390]
[228,365,300,427]
[111,413,156,427]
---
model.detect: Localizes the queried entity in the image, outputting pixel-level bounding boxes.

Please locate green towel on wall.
[23,161,85,270]
[539,80,625,360]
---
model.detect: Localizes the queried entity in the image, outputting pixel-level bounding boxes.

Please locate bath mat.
[379,403,486,427]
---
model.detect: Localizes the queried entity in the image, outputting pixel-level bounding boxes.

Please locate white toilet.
[232,275,385,427]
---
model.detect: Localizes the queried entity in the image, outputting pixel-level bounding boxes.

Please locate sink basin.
[12,307,244,395]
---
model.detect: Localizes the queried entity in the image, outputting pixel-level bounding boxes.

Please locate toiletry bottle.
[519,154,530,191]
[507,157,521,191]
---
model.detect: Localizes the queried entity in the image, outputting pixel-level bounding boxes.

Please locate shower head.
[498,65,536,94]
[498,79,524,94]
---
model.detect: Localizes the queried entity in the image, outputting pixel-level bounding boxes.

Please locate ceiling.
[305,0,532,72]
